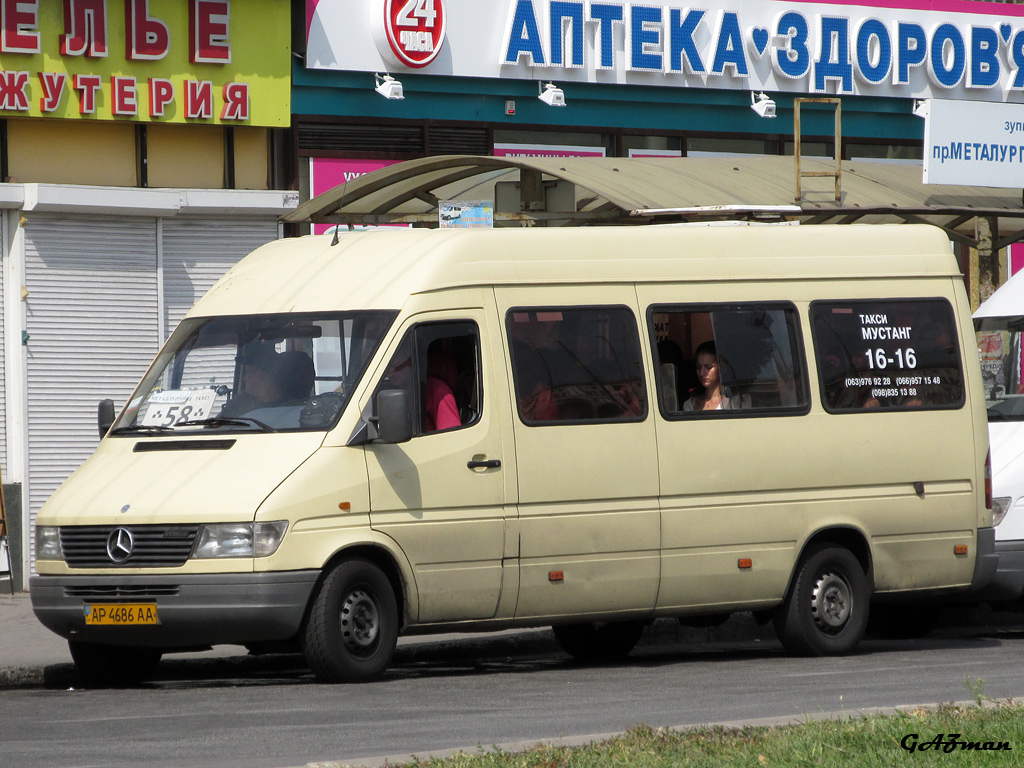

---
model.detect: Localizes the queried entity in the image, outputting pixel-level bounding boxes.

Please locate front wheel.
[304,558,398,683]
[773,544,869,656]
[68,641,162,687]
[552,620,645,663]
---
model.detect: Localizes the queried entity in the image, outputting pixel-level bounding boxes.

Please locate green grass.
[385,701,1024,768]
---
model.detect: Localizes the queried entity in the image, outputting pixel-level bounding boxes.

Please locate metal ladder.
[794,97,842,202]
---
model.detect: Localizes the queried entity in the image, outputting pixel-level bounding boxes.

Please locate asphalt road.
[2,620,1023,768]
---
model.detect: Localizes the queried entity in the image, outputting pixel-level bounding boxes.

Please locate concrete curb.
[300,698,1018,768]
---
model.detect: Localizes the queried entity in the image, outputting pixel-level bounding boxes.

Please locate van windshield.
[977,317,1024,422]
[112,311,396,434]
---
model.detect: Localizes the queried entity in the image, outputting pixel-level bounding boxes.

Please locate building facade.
[0,1,297,585]
[292,0,1024,220]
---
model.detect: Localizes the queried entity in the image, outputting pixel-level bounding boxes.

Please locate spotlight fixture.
[374,73,404,100]
[538,82,566,107]
[912,99,929,118]
[750,91,776,118]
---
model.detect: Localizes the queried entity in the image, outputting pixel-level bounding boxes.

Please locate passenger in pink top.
[424,344,461,432]
[425,376,460,432]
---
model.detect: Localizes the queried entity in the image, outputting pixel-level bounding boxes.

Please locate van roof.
[188,224,959,317]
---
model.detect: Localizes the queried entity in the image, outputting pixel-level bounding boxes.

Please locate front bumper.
[30,571,320,649]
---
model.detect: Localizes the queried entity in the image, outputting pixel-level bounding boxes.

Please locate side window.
[506,306,647,425]
[810,298,964,412]
[377,321,481,435]
[650,304,808,417]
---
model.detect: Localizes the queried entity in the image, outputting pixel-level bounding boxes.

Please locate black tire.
[68,641,162,687]
[773,544,869,656]
[304,558,398,683]
[552,620,644,662]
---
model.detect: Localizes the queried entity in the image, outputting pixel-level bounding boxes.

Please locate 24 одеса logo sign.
[374,0,447,69]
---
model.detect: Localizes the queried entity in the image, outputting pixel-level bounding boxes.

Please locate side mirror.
[98,399,115,439]
[375,389,413,444]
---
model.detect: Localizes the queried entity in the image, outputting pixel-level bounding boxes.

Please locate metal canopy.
[284,155,1024,250]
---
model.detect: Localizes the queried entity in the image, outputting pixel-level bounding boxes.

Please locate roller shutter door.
[161,217,280,335]
[24,214,159,563]
[0,213,6,479]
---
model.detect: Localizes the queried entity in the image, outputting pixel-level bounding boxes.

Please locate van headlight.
[36,526,62,560]
[992,497,1012,527]
[193,522,288,559]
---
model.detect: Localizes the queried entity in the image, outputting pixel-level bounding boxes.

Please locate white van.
[974,273,1024,602]
[30,224,995,684]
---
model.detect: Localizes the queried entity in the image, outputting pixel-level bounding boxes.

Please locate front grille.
[60,525,199,568]
[64,584,181,600]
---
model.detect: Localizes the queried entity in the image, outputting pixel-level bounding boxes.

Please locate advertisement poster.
[439,200,494,228]
[0,0,291,125]
[494,143,605,158]
[309,157,404,234]
[307,0,1024,104]
[922,99,1024,187]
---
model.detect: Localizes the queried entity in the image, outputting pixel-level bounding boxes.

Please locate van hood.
[38,433,326,526]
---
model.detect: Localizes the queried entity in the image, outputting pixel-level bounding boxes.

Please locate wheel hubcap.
[811,571,852,634]
[340,589,379,654]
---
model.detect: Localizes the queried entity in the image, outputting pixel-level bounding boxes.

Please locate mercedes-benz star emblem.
[106,528,135,564]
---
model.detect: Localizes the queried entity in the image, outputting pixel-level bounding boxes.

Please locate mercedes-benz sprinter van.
[31,224,995,684]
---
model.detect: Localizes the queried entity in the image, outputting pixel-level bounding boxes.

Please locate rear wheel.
[68,641,162,687]
[552,620,644,662]
[773,544,869,656]
[304,558,398,683]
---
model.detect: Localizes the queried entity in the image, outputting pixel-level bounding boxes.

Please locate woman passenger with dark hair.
[683,340,739,411]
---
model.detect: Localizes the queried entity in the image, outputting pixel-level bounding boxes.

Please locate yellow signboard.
[0,0,290,127]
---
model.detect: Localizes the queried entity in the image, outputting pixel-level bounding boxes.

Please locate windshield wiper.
[110,424,175,435]
[175,417,277,433]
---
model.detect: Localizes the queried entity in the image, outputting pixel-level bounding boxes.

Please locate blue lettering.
[1013,30,1024,88]
[971,26,1000,87]
[630,5,662,71]
[930,24,965,88]
[590,3,623,69]
[504,0,545,65]
[896,22,926,83]
[855,19,890,84]
[775,11,810,79]
[711,11,747,76]
[951,142,962,160]
[667,8,705,74]
[549,2,584,67]
[815,16,853,91]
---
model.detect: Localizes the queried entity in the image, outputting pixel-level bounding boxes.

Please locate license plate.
[83,603,159,626]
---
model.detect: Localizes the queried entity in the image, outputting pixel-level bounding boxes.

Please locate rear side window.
[650,304,809,417]
[507,306,647,425]
[810,299,964,412]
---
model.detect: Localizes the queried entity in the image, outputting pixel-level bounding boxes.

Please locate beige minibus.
[30,224,996,684]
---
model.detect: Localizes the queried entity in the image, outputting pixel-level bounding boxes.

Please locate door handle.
[467,459,501,470]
